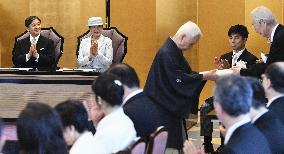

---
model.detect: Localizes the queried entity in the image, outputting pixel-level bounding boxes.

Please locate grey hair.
[250,6,276,26]
[214,75,252,117]
[176,21,202,39]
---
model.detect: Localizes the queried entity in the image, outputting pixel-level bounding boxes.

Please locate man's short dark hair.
[25,16,41,27]
[107,63,140,88]
[55,99,89,133]
[214,75,252,117]
[228,24,249,38]
[246,77,267,109]
[264,62,284,93]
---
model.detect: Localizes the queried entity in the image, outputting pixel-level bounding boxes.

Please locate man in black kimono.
[144,21,217,152]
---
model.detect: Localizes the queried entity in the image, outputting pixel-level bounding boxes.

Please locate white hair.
[250,6,276,26]
[176,21,202,39]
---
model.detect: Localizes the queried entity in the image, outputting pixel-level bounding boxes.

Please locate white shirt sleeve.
[93,37,113,67]
[77,38,92,67]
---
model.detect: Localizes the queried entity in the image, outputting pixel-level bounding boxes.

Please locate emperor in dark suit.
[144,22,216,150]
[12,16,55,68]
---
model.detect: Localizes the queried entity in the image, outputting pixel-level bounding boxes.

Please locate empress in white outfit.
[77,34,113,71]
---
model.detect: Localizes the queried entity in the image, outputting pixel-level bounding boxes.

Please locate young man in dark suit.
[12,16,55,68]
[184,75,271,154]
[262,62,284,125]
[232,6,284,78]
[248,77,284,154]
[201,24,258,153]
[107,63,164,139]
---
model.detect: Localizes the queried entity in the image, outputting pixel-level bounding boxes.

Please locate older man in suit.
[184,75,271,154]
[12,16,55,68]
[232,6,284,78]
[248,77,284,153]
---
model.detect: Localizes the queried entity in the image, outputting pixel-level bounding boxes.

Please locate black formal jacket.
[144,37,206,149]
[220,49,258,68]
[254,111,284,154]
[241,24,284,78]
[123,91,164,139]
[268,96,284,125]
[12,35,55,68]
[221,123,271,154]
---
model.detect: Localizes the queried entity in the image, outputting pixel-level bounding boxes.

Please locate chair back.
[116,137,146,154]
[77,27,127,63]
[15,27,64,67]
[146,126,168,154]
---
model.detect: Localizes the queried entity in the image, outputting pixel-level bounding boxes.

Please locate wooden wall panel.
[156,0,198,69]
[0,0,29,67]
[110,0,156,86]
[245,0,283,58]
[198,0,245,103]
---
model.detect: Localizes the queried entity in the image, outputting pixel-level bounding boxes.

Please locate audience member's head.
[173,21,202,51]
[107,63,140,88]
[55,99,90,146]
[17,102,68,154]
[250,6,277,37]
[214,75,252,122]
[262,62,284,94]
[25,16,41,37]
[247,77,267,109]
[92,73,124,109]
[0,119,5,152]
[228,24,249,38]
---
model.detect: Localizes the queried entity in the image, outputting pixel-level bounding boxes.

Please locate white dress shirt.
[122,89,143,106]
[224,117,251,145]
[93,107,137,154]
[232,48,245,66]
[70,131,96,154]
[26,34,40,62]
[266,94,284,108]
[270,24,279,43]
[77,34,113,71]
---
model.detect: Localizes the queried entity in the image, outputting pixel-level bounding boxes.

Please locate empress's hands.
[183,140,205,154]
[89,40,98,60]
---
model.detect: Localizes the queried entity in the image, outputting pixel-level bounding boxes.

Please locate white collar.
[29,34,40,44]
[270,24,279,43]
[232,48,245,57]
[266,94,284,107]
[122,89,143,106]
[251,109,268,123]
[224,117,251,145]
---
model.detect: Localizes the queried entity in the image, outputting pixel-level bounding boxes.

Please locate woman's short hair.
[92,73,124,106]
[17,102,68,154]
[55,99,89,133]
[25,16,41,27]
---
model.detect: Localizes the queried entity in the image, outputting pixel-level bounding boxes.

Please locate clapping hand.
[214,57,230,69]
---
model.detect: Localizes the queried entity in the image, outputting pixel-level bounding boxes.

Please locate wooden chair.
[14,27,64,67]
[76,27,128,63]
[116,137,146,154]
[146,126,168,154]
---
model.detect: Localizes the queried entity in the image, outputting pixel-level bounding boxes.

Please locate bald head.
[173,21,202,51]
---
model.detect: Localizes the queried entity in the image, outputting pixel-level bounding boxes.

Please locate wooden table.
[0,70,99,119]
